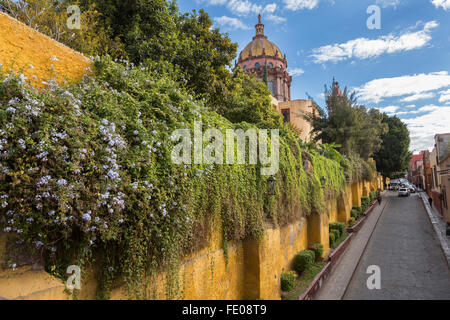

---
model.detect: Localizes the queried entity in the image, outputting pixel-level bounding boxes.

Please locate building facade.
[429,133,450,217]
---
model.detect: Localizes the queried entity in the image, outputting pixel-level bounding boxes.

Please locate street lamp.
[267,176,277,195]
[320,175,326,188]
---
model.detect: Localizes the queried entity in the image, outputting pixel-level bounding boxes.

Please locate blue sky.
[178,0,450,152]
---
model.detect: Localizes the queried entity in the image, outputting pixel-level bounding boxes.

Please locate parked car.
[404,184,416,193]
[390,182,399,190]
[398,188,410,197]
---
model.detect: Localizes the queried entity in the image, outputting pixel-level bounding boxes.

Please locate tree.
[373,115,412,178]
[305,80,386,159]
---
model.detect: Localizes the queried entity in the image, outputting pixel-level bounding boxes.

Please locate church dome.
[238,14,285,63]
[240,38,284,60]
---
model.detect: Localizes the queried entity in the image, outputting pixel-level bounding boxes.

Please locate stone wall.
[0,12,91,85]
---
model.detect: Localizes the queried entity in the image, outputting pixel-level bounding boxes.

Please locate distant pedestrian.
[377,194,382,205]
[428,196,433,208]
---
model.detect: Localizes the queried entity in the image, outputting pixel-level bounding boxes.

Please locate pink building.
[237,14,292,102]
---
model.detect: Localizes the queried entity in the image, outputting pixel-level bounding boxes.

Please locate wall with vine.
[0,57,373,299]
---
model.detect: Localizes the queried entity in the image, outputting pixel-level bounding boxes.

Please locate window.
[267,81,274,95]
[243,65,247,69]
[281,108,290,123]
[254,62,260,69]
[268,62,273,68]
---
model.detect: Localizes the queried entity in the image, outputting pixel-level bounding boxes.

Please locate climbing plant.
[0,57,351,298]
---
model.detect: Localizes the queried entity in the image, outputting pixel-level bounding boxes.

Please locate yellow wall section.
[0,12,92,85]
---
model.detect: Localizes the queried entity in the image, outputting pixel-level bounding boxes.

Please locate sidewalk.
[314,191,390,300]
[418,192,450,267]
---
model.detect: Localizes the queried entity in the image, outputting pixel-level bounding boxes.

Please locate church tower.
[237,15,292,102]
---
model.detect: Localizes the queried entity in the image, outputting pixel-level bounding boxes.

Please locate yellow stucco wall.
[0,12,92,85]
[258,218,308,299]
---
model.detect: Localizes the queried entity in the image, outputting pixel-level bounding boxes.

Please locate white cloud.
[263,3,277,13]
[311,21,438,64]
[431,0,450,10]
[400,92,435,102]
[227,0,262,16]
[288,68,305,76]
[213,16,250,31]
[417,105,441,112]
[376,0,401,8]
[438,89,450,103]
[355,71,450,103]
[199,0,262,16]
[377,105,399,114]
[402,105,450,151]
[405,104,416,108]
[284,0,319,11]
[199,1,285,22]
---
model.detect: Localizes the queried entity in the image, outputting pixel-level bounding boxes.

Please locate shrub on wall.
[308,243,323,261]
[351,206,362,220]
[280,271,297,291]
[361,196,370,212]
[329,222,345,236]
[329,233,336,246]
[348,217,355,226]
[330,229,340,241]
[293,250,315,272]
[369,191,377,202]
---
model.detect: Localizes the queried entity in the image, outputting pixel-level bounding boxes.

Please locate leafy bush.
[329,222,345,236]
[361,196,370,212]
[329,233,336,245]
[369,191,377,202]
[349,217,355,226]
[294,250,315,272]
[280,271,298,291]
[308,243,323,261]
[351,206,362,220]
[331,229,340,240]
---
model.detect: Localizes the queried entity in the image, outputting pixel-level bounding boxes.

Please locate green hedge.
[351,206,362,220]
[308,243,323,261]
[329,233,336,245]
[280,271,297,291]
[294,250,315,272]
[349,217,355,226]
[329,222,345,235]
[361,196,370,212]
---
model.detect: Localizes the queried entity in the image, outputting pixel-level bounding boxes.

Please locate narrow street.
[344,191,450,299]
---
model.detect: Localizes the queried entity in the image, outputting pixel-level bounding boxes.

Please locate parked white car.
[398,188,410,197]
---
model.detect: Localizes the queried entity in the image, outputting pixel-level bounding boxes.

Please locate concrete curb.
[418,192,450,268]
